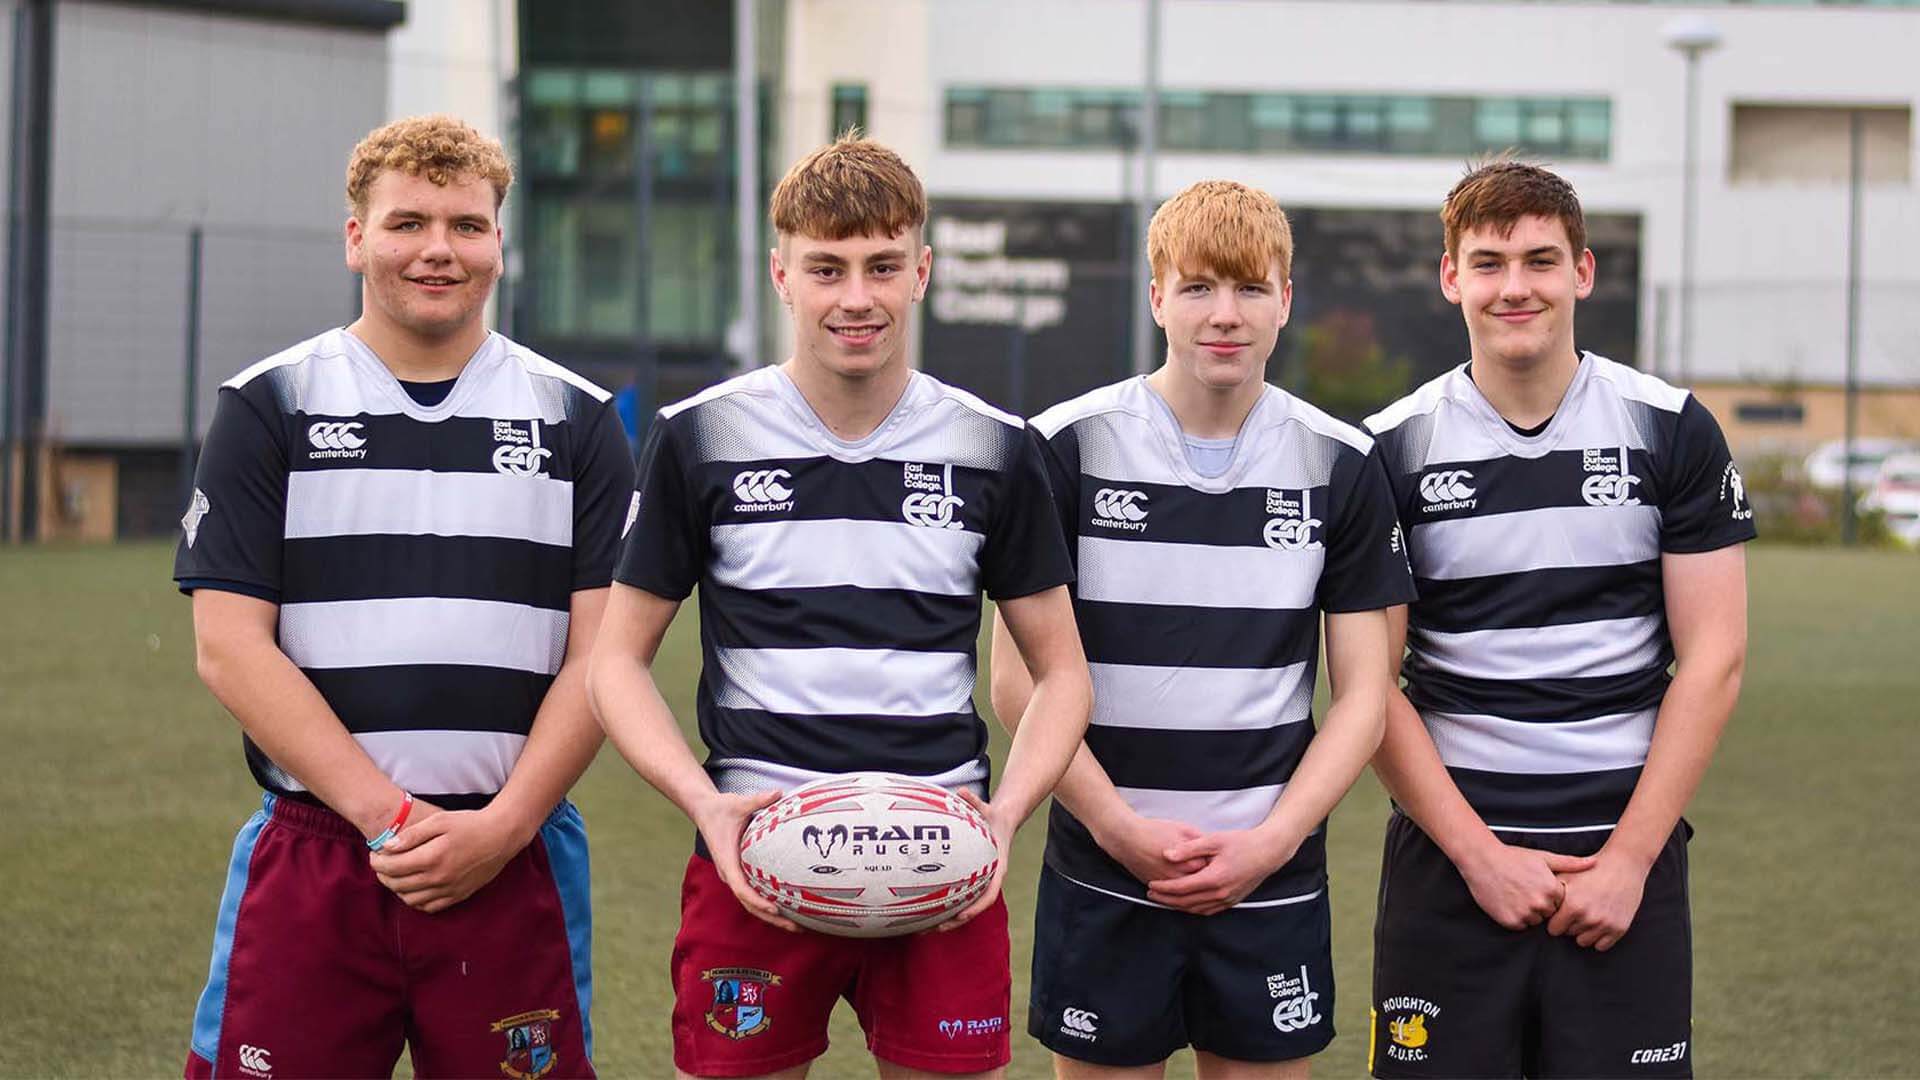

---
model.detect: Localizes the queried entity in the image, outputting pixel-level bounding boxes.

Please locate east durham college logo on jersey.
[902,461,965,529]
[492,419,553,477]
[1580,446,1641,506]
[1263,488,1323,551]
[490,1008,561,1080]
[1379,996,1440,1063]
[704,967,781,1039]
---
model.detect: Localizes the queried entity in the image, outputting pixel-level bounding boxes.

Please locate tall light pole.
[1663,15,1721,387]
[1132,0,1161,376]
[732,0,761,373]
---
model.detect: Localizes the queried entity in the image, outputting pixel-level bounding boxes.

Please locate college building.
[5,0,1918,538]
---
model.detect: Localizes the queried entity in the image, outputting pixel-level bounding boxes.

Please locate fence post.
[178,225,204,516]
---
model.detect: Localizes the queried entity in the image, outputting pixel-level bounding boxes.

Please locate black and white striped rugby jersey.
[615,365,1074,796]
[173,328,636,809]
[1365,353,1757,833]
[1032,377,1415,908]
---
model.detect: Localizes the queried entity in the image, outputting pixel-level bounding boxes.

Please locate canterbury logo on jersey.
[733,468,795,511]
[1579,446,1641,506]
[902,461,966,529]
[1091,488,1149,532]
[1418,469,1476,511]
[492,419,553,477]
[307,421,368,460]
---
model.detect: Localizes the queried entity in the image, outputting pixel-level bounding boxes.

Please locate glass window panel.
[1029,90,1072,145]
[1476,99,1522,146]
[1525,103,1567,147]
[527,70,578,107]
[648,72,689,106]
[583,108,634,173]
[690,73,727,105]
[1300,98,1339,148]
[831,83,868,138]
[948,100,985,146]
[1210,93,1253,152]
[1569,100,1610,155]
[583,71,635,108]
[1389,98,1433,132]
[986,89,1026,145]
[526,104,582,175]
[1344,97,1385,148]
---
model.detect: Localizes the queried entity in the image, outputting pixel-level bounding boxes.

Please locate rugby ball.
[738,772,999,938]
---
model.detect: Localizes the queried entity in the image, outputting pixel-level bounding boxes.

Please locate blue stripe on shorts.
[541,801,594,1064]
[189,794,274,1064]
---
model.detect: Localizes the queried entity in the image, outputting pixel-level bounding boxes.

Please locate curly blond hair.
[345,115,513,216]
[769,133,926,241]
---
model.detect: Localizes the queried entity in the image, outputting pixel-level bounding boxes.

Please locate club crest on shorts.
[490,1008,561,1080]
[703,966,781,1040]
[1379,995,1441,1063]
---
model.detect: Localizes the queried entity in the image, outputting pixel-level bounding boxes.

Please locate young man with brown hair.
[1364,161,1753,1077]
[174,115,629,1077]
[994,179,1413,1078]
[587,134,1092,1079]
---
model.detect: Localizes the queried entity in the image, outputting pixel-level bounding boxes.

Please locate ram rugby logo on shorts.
[902,462,965,529]
[703,967,781,1040]
[492,419,553,477]
[1580,446,1641,507]
[490,1008,561,1080]
[1091,488,1149,532]
[732,469,795,512]
[306,421,368,461]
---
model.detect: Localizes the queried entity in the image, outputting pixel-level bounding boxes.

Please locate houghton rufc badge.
[704,967,781,1040]
[490,1008,561,1080]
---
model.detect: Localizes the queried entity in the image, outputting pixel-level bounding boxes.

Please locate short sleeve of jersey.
[173,386,287,599]
[614,415,705,600]
[979,426,1076,601]
[1660,396,1759,553]
[1034,423,1082,549]
[570,400,639,590]
[1317,445,1418,612]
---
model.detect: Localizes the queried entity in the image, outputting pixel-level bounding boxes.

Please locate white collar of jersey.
[337,328,506,421]
[1453,351,1597,459]
[770,365,927,461]
[1129,375,1282,494]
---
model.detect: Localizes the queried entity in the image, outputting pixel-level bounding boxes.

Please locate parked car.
[1804,438,1915,491]
[1860,452,1920,547]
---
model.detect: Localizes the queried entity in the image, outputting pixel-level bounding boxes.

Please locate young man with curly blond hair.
[993,180,1413,1078]
[1364,161,1752,1077]
[174,115,630,1078]
[588,134,1092,1079]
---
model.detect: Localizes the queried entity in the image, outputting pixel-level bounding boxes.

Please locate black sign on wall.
[920,199,1142,416]
[920,198,1642,422]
